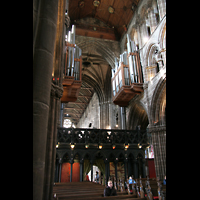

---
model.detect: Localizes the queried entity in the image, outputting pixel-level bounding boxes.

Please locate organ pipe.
[64,25,82,80]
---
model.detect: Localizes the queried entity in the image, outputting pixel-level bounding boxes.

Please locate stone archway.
[127,101,149,130]
[149,76,166,126]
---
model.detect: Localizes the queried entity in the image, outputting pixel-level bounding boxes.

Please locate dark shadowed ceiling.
[68,0,141,40]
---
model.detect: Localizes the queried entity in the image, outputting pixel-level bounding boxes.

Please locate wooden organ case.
[111,34,143,107]
[61,25,82,103]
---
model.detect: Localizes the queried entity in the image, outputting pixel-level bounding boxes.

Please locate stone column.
[147,125,166,180]
[43,88,55,200]
[49,89,62,199]
[120,107,126,129]
[43,84,63,200]
[100,102,110,129]
[33,0,59,200]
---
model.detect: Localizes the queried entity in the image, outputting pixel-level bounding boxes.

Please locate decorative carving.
[57,127,148,147]
[51,83,63,99]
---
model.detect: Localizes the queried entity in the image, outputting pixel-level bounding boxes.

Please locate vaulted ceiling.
[68,0,141,40]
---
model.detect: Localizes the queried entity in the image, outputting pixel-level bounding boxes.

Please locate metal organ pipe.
[126,34,139,83]
[127,34,134,83]
[65,25,82,80]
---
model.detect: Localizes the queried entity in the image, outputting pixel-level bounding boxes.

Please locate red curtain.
[61,162,80,182]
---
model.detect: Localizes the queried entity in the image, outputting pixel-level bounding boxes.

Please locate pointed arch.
[150,76,166,125]
[127,101,149,130]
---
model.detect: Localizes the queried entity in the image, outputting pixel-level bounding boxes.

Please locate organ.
[111,34,143,107]
[61,25,82,103]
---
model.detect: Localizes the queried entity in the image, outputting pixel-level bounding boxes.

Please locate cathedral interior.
[33,0,166,199]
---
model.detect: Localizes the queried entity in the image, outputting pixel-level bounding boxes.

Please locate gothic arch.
[117,152,125,162]
[108,152,116,162]
[128,152,135,160]
[94,150,106,161]
[82,152,91,160]
[145,43,160,66]
[127,101,149,130]
[150,76,166,126]
[137,152,144,159]
[73,152,81,161]
[62,152,70,162]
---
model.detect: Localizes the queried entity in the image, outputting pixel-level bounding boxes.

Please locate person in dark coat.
[104,180,117,197]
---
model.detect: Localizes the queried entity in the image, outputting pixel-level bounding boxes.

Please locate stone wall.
[77,92,100,128]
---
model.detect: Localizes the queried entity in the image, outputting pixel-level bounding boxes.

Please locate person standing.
[95,171,99,183]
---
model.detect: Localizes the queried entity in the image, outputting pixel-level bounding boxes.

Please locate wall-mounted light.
[112,144,116,149]
[125,143,129,149]
[70,143,75,149]
[99,144,102,149]
[85,144,89,149]
[138,143,142,148]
